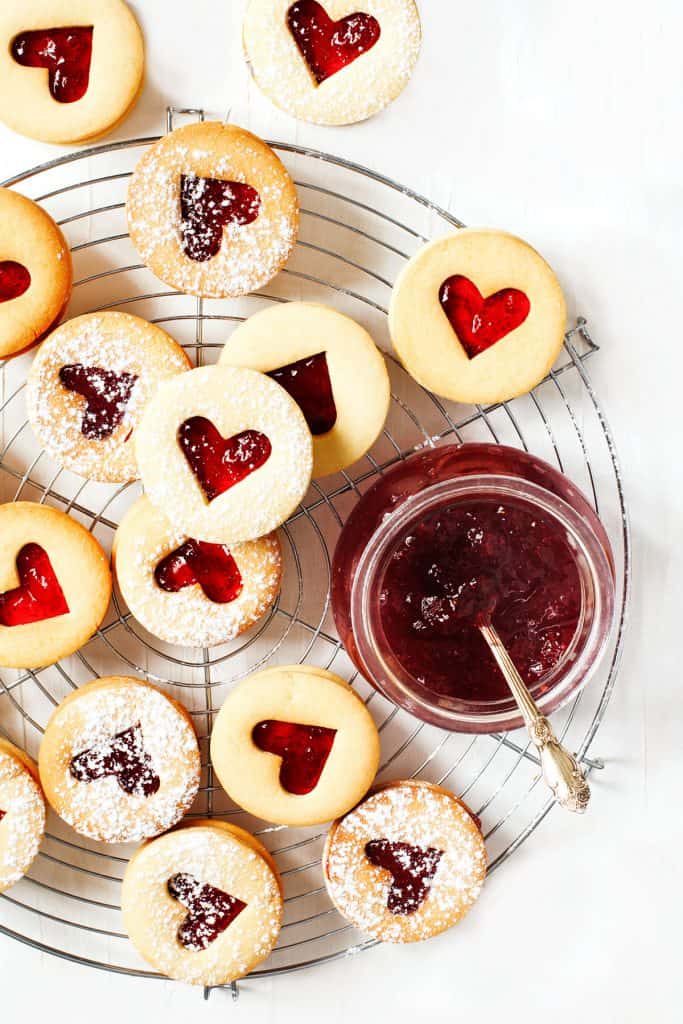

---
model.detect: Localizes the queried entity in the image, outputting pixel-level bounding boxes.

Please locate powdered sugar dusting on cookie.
[127,123,299,299]
[325,782,487,942]
[122,826,282,986]
[0,748,46,892]
[26,313,190,483]
[43,680,200,844]
[244,0,422,126]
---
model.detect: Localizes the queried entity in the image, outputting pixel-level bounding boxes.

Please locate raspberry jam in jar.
[331,444,615,733]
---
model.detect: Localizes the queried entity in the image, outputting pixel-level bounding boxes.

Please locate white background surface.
[0,1,681,1020]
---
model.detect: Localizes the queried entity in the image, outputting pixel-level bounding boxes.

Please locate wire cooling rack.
[0,108,630,1000]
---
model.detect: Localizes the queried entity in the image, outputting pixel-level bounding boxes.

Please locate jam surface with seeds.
[155,539,243,604]
[287,1,381,85]
[365,839,444,916]
[59,364,138,440]
[178,416,272,502]
[180,174,261,263]
[0,543,69,627]
[0,261,31,303]
[252,719,337,794]
[168,872,247,951]
[379,499,582,702]
[70,723,160,798]
[11,27,94,104]
[267,351,337,435]
[439,275,531,359]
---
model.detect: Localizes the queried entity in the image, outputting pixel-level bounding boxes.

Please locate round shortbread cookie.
[27,312,191,483]
[323,779,487,942]
[0,502,111,670]
[0,738,46,894]
[113,496,283,648]
[220,303,390,478]
[121,820,283,986]
[389,229,567,405]
[38,677,200,844]
[210,665,380,826]
[135,365,313,545]
[0,0,144,145]
[243,0,421,126]
[127,121,299,299]
[0,188,72,360]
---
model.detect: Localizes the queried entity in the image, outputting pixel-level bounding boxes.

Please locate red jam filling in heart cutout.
[287,1,381,85]
[155,539,243,604]
[364,839,444,916]
[178,416,272,502]
[59,364,138,441]
[252,720,337,795]
[0,261,31,303]
[70,723,160,798]
[0,543,69,628]
[267,351,337,436]
[180,174,261,263]
[11,27,94,104]
[168,873,247,951]
[0,809,6,823]
[439,275,531,359]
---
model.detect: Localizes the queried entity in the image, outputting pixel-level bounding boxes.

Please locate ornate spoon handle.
[478,623,590,813]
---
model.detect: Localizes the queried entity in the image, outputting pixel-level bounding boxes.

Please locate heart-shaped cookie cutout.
[0,809,6,823]
[167,872,247,951]
[59,364,138,440]
[70,723,160,798]
[154,539,243,604]
[180,174,261,263]
[252,719,337,795]
[268,351,337,436]
[0,261,31,303]
[11,26,94,104]
[439,275,531,359]
[364,838,444,916]
[178,416,272,502]
[287,1,381,85]
[0,543,69,628]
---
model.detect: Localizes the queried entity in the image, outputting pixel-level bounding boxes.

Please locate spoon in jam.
[478,622,591,813]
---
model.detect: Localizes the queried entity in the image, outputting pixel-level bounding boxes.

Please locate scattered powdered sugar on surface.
[126,828,281,985]
[127,132,298,298]
[26,315,189,481]
[326,784,487,942]
[48,684,200,844]
[245,0,422,125]
[123,524,282,647]
[0,750,45,892]
[137,367,313,542]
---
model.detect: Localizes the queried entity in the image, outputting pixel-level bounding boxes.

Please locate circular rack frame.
[0,109,630,999]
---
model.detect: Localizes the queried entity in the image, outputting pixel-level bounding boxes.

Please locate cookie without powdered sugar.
[127,121,299,299]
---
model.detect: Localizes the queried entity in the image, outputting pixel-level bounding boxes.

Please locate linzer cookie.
[135,365,313,545]
[0,739,46,893]
[220,303,391,478]
[389,229,567,405]
[0,0,144,144]
[210,665,380,826]
[38,677,200,844]
[0,188,72,360]
[27,312,191,483]
[323,779,487,942]
[127,121,299,298]
[0,502,111,670]
[121,820,283,986]
[244,1,422,125]
[113,496,283,647]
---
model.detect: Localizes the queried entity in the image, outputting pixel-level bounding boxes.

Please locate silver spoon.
[478,622,591,813]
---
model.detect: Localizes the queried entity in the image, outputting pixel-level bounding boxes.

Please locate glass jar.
[331,444,615,733]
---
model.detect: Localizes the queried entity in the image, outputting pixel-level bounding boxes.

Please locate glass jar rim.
[350,473,616,733]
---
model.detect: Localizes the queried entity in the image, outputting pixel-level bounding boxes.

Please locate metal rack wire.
[0,108,630,1000]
